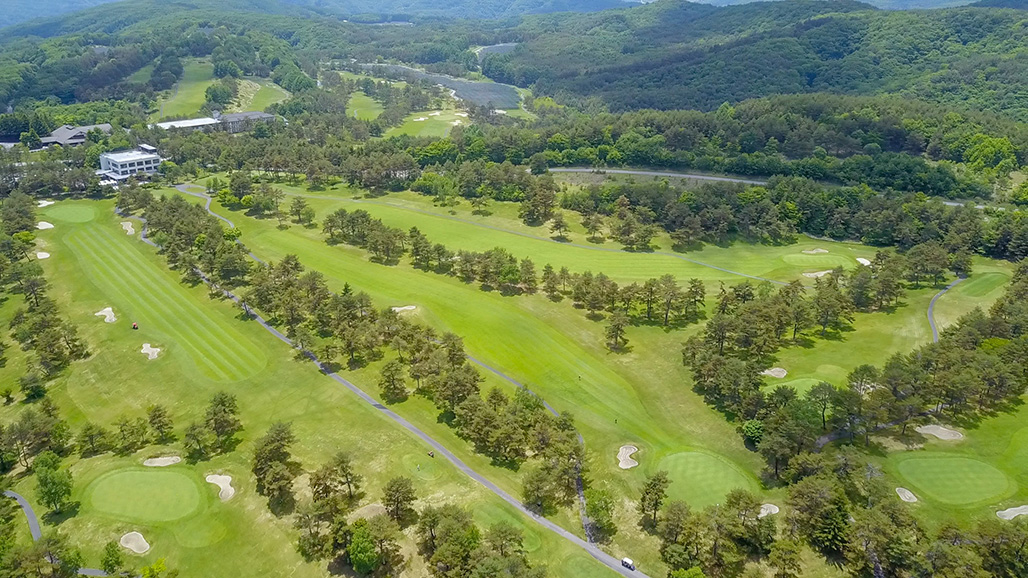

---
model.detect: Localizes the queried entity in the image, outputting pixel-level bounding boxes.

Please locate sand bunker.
[896,487,918,503]
[37,200,55,208]
[761,367,788,379]
[143,456,181,467]
[36,221,54,230]
[35,252,50,260]
[95,307,117,323]
[916,424,964,441]
[140,343,160,360]
[413,117,427,122]
[429,111,441,116]
[803,270,834,278]
[802,248,829,254]
[121,221,135,235]
[455,112,468,117]
[206,474,235,501]
[451,120,463,126]
[391,305,417,312]
[617,445,638,469]
[856,257,871,266]
[120,532,150,554]
[997,506,1028,520]
[758,504,780,518]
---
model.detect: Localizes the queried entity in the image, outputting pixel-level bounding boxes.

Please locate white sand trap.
[429,111,441,116]
[36,221,54,230]
[391,305,417,312]
[802,248,829,254]
[413,117,427,122]
[140,343,160,360]
[617,445,638,469]
[206,474,235,501]
[95,307,117,323]
[896,487,918,503]
[35,252,50,260]
[803,270,834,278]
[143,456,181,467]
[121,221,135,235]
[761,367,788,378]
[37,200,55,208]
[856,257,871,266]
[455,112,468,117]
[916,424,964,441]
[758,504,780,518]
[451,120,463,126]
[997,506,1028,520]
[120,532,150,554]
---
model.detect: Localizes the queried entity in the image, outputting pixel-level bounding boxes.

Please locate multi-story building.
[98,145,162,181]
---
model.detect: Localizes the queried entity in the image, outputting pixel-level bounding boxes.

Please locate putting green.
[897,454,1012,506]
[88,469,203,522]
[658,451,754,508]
[43,204,96,223]
[402,452,443,481]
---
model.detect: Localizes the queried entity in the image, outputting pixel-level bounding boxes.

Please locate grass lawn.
[153,59,214,120]
[229,78,290,112]
[126,64,153,84]
[2,199,618,577]
[348,92,384,120]
[385,109,467,138]
[894,453,1013,507]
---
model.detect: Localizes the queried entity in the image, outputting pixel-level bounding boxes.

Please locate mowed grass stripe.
[65,229,240,381]
[65,224,263,381]
[76,225,263,376]
[70,227,259,381]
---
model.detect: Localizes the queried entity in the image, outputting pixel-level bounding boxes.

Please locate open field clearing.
[348,92,384,120]
[152,59,214,120]
[1,200,616,577]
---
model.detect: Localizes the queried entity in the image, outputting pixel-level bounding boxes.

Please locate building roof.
[155,117,220,130]
[101,149,161,163]
[220,111,275,122]
[41,123,112,146]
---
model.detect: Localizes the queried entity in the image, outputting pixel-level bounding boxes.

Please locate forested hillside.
[0,0,123,29]
[484,0,1028,119]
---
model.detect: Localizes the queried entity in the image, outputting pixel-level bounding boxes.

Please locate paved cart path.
[3,490,107,576]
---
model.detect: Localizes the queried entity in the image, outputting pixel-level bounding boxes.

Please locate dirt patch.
[802,270,834,279]
[758,504,780,518]
[36,221,54,230]
[95,307,117,323]
[997,505,1028,520]
[349,503,387,521]
[916,424,964,441]
[121,221,135,235]
[896,487,918,502]
[120,531,150,554]
[856,258,871,266]
[802,248,829,254]
[141,343,161,360]
[206,474,235,501]
[391,305,417,312]
[143,456,181,467]
[617,445,638,469]
[37,200,55,208]
[761,367,787,379]
[35,252,50,260]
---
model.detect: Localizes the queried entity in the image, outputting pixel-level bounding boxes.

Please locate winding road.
[142,190,644,576]
[3,490,107,576]
[927,277,965,343]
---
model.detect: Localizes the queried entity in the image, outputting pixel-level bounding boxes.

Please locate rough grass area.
[229,78,290,113]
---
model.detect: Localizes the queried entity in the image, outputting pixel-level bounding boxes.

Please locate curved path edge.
[3,490,107,576]
[928,277,965,343]
[128,196,641,576]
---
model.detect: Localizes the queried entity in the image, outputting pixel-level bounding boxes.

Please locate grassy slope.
[347,92,384,121]
[232,78,290,112]
[153,59,214,120]
[195,180,1024,532]
[385,109,467,139]
[1,200,613,578]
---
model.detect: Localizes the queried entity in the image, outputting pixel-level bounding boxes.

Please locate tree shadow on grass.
[42,501,80,526]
